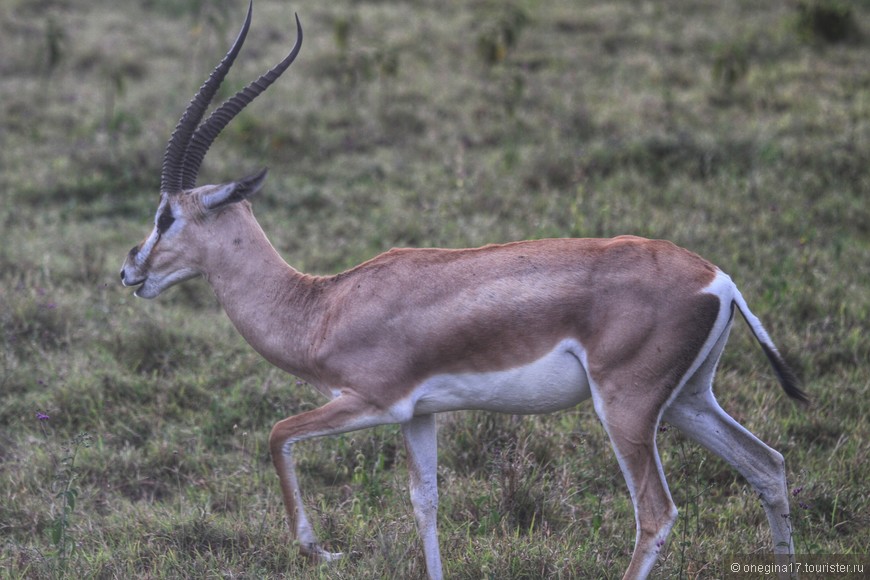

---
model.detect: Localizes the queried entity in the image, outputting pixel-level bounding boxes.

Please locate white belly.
[409,339,592,415]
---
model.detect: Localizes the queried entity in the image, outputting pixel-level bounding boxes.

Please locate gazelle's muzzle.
[119,243,149,294]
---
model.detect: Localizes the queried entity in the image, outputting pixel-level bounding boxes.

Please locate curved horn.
[180,13,303,190]
[160,0,254,195]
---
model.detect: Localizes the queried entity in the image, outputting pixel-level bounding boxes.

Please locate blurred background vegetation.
[1,0,868,577]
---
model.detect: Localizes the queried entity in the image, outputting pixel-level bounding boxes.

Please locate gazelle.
[120,3,807,578]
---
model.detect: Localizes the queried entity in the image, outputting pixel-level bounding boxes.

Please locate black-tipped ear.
[202,168,268,210]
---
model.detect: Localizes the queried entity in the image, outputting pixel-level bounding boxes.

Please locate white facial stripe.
[136,196,170,265]
[137,228,159,265]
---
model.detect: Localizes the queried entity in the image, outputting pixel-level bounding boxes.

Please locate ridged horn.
[160,0,254,195]
[180,13,303,190]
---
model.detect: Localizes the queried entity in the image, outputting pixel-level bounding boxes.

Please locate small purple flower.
[792,486,803,497]
[36,411,50,422]
[798,501,810,510]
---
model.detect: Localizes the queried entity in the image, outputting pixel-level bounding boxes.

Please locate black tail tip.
[761,343,809,405]
[780,371,809,404]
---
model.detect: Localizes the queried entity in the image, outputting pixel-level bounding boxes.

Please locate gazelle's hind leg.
[664,392,795,556]
[592,390,678,580]
[662,326,795,563]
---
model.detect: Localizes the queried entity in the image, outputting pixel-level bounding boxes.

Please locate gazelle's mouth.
[131,279,156,299]
[120,271,147,294]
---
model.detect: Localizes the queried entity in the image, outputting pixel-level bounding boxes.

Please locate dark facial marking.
[156,207,176,234]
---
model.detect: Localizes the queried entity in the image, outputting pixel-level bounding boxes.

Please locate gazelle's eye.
[156,208,176,234]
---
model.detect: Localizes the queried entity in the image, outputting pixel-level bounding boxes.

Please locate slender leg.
[268,393,394,560]
[593,394,677,580]
[402,414,443,580]
[663,323,796,567]
[664,392,795,558]
[270,442,338,560]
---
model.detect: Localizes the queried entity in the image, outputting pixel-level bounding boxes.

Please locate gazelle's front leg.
[270,441,339,560]
[402,414,443,580]
[269,393,393,561]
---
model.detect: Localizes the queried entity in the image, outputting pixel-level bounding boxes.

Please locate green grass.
[1,0,869,577]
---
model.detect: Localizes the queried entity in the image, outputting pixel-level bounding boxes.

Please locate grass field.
[1,0,869,577]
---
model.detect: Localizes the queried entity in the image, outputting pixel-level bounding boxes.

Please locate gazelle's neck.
[200,205,325,383]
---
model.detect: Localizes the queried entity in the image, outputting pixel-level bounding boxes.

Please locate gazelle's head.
[120,1,301,299]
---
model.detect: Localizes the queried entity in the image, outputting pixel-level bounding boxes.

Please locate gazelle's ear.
[202,168,268,210]
[202,167,268,210]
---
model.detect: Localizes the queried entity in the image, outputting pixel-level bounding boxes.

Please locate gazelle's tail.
[732,291,808,403]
